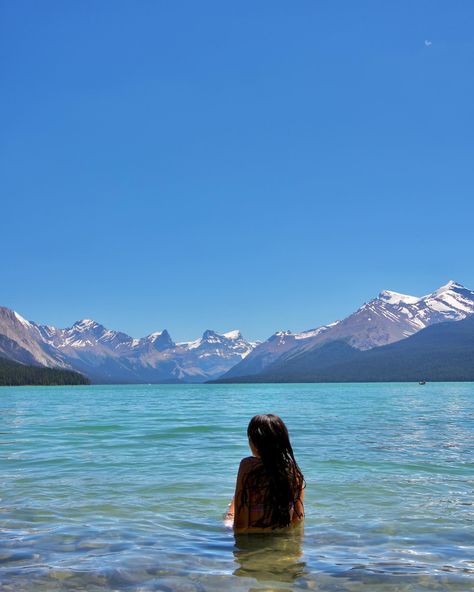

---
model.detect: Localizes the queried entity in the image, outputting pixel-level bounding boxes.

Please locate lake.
[1,383,473,591]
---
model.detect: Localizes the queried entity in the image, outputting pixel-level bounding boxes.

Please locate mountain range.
[214,315,474,383]
[217,280,474,382]
[1,280,474,384]
[0,308,256,383]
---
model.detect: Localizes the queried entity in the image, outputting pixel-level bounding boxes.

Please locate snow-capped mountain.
[223,281,474,379]
[0,309,256,383]
[217,314,474,384]
[335,280,474,350]
[3,280,473,383]
[180,329,254,356]
[168,330,257,381]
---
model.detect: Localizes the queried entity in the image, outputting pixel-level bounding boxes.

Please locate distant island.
[0,357,89,387]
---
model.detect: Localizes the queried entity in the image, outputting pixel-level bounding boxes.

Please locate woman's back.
[229,415,305,533]
[233,455,304,532]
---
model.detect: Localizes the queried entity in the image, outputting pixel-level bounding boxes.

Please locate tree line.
[0,357,90,386]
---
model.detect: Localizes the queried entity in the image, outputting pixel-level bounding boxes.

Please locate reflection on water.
[233,525,306,588]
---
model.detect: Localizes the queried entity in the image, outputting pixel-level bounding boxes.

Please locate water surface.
[1,383,473,591]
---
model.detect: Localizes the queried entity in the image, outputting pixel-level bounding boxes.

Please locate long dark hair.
[240,414,305,529]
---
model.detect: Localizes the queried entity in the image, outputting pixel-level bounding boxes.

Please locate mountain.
[0,356,89,386]
[3,280,473,384]
[222,281,474,379]
[221,324,339,379]
[0,308,256,383]
[0,308,69,367]
[173,329,256,381]
[213,314,474,383]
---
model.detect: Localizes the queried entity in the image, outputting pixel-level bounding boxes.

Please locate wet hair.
[240,414,305,529]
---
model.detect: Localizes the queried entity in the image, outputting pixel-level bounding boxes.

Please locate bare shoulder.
[235,456,260,495]
[240,455,260,466]
[238,456,260,474]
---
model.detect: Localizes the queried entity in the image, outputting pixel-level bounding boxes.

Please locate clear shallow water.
[1,383,473,592]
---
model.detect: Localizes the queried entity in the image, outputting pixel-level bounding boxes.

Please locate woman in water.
[226,414,305,532]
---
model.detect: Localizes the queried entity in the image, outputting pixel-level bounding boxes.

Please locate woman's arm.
[232,458,253,532]
[224,496,235,521]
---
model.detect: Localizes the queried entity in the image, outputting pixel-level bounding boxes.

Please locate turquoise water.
[1,383,473,591]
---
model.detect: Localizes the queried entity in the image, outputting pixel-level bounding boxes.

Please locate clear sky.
[1,1,473,342]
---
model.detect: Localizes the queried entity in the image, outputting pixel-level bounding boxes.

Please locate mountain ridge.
[0,308,256,383]
[211,314,474,384]
[2,280,473,384]
[221,280,474,380]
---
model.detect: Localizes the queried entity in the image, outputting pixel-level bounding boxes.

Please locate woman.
[226,414,305,533]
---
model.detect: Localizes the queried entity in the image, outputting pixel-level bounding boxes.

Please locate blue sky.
[1,1,473,342]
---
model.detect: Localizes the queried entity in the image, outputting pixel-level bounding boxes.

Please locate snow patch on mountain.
[295,321,341,340]
[13,311,33,328]
[223,330,242,340]
[379,290,420,306]
[147,331,164,341]
[434,280,464,295]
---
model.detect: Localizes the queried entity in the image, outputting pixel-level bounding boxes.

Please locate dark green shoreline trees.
[0,357,90,386]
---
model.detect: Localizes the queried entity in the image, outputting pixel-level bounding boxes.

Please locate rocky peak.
[201,329,221,341]
[146,329,175,351]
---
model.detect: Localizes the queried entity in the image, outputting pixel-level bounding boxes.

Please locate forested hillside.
[0,357,90,386]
